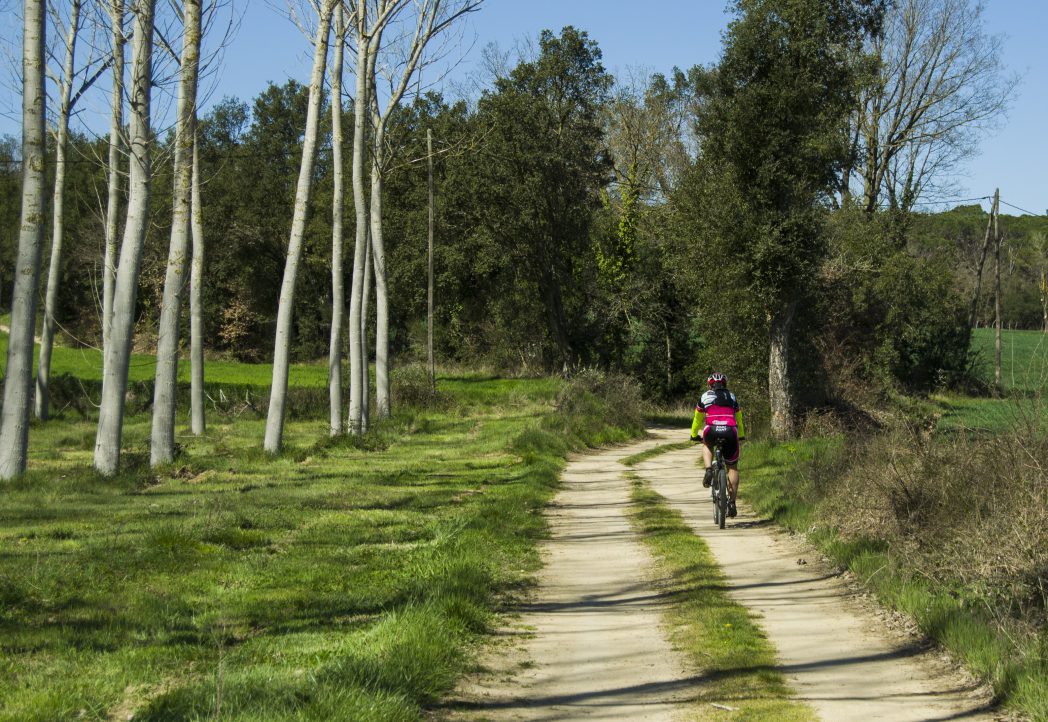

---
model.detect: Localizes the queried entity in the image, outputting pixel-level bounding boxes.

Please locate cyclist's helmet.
[707,371,727,389]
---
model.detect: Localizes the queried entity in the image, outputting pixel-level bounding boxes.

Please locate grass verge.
[620,441,692,467]
[627,473,815,721]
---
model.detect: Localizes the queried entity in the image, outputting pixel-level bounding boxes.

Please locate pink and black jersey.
[697,388,740,427]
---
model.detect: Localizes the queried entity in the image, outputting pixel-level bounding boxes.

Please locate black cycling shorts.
[702,424,739,464]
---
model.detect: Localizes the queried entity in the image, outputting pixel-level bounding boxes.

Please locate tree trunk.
[361,229,372,431]
[1040,268,1048,334]
[263,0,335,454]
[103,0,125,355]
[969,189,997,329]
[0,0,47,480]
[151,0,202,466]
[346,5,371,436]
[370,151,391,418]
[328,6,346,437]
[189,137,205,435]
[94,0,155,477]
[35,0,83,421]
[768,301,797,440]
[427,127,435,388]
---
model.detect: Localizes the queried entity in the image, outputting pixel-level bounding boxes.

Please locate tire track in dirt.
[446,429,999,721]
[635,427,998,722]
[445,436,696,720]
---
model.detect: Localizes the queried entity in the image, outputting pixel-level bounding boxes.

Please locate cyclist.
[690,371,745,517]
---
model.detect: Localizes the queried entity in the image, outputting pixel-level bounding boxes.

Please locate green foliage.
[673,0,875,417]
[455,26,613,369]
[912,205,1048,331]
[821,209,972,394]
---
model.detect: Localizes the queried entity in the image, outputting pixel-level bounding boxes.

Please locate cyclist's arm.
[736,410,746,440]
[690,407,705,440]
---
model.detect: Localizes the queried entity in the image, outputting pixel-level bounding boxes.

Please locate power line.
[998,199,1046,217]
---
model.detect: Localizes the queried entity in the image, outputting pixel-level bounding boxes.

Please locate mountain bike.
[710,438,730,529]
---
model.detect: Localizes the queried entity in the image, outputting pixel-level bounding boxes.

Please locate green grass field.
[0,332,330,388]
[933,328,1048,432]
[969,327,1048,394]
[0,358,654,720]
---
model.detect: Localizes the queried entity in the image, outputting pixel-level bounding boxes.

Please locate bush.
[820,419,1048,626]
[543,369,645,448]
[821,211,973,397]
[391,364,452,410]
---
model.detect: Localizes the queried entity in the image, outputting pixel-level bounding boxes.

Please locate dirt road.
[447,429,996,721]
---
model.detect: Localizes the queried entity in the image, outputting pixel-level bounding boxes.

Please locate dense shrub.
[543,369,645,448]
[819,417,1048,626]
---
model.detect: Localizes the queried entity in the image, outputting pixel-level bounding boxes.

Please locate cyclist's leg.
[727,463,739,500]
[700,426,714,486]
[723,430,741,501]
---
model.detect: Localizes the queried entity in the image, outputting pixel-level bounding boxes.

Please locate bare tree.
[263,0,337,454]
[0,0,47,479]
[151,0,202,466]
[328,3,347,436]
[346,0,380,436]
[604,68,692,201]
[102,0,126,355]
[346,0,481,428]
[35,0,86,420]
[846,0,1017,212]
[94,0,155,476]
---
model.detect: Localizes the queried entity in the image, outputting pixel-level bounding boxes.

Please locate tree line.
[0,0,1025,479]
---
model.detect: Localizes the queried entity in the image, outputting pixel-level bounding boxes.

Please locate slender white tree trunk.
[0,0,47,480]
[151,0,202,466]
[263,0,335,454]
[768,301,797,440]
[35,0,83,421]
[369,148,391,418]
[361,226,372,430]
[328,6,346,436]
[103,0,125,354]
[427,127,435,387]
[94,0,155,476]
[189,137,206,435]
[346,6,371,435]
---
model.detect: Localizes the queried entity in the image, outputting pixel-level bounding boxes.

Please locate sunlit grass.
[627,475,815,721]
[0,374,567,719]
[970,328,1048,394]
[0,362,647,719]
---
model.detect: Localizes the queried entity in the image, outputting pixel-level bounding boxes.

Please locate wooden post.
[992,189,1002,391]
[968,191,996,329]
[427,127,435,389]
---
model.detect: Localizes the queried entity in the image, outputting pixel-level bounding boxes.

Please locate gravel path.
[634,428,996,722]
[446,430,998,721]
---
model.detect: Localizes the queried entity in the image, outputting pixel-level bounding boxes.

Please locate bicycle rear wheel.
[712,477,722,526]
[716,467,728,529]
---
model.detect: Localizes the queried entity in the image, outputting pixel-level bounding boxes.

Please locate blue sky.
[1,0,1044,216]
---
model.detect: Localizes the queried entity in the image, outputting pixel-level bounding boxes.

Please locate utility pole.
[993,189,1002,391]
[427,127,435,389]
[968,190,997,329]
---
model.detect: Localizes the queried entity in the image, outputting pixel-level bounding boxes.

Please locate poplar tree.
[0,0,47,480]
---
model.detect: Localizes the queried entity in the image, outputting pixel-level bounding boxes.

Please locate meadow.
[0,334,645,720]
[933,328,1048,432]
